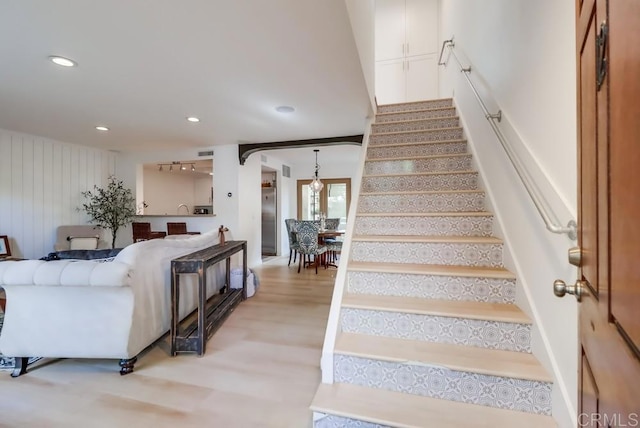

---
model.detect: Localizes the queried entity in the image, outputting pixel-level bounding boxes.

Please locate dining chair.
[132,222,166,242]
[296,220,327,274]
[326,240,343,265]
[284,219,300,266]
[324,218,340,230]
[166,222,200,236]
[322,218,342,262]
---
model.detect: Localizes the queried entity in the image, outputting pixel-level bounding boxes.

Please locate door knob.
[553,279,587,302]
[568,246,582,267]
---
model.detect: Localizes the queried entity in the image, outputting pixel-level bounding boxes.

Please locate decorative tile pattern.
[357,191,486,214]
[376,107,457,123]
[366,141,467,160]
[378,99,453,113]
[361,172,478,193]
[369,128,464,145]
[347,271,516,303]
[340,308,532,352]
[315,414,388,428]
[350,241,503,267]
[364,155,473,175]
[354,214,493,237]
[333,356,552,415]
[371,117,459,134]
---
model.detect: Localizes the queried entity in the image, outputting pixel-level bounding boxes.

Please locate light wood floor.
[0,257,336,428]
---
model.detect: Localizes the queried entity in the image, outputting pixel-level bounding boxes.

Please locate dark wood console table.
[170,240,247,356]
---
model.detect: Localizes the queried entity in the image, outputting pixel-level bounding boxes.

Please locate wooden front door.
[576,0,640,425]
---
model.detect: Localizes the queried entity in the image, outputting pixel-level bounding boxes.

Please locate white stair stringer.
[311,98,556,427]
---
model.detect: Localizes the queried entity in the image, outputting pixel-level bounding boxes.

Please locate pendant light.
[309,149,324,193]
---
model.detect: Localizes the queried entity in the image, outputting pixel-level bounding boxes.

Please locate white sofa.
[0,229,225,376]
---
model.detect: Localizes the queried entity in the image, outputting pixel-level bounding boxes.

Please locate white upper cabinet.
[375,0,439,62]
[405,0,439,57]
[375,0,406,61]
[375,0,440,104]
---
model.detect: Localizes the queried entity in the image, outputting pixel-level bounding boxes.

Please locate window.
[297,178,351,228]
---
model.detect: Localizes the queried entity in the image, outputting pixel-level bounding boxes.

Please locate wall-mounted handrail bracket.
[437,38,455,65]
[486,110,502,122]
[439,42,577,241]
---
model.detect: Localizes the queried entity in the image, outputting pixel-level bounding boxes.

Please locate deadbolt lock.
[568,246,582,267]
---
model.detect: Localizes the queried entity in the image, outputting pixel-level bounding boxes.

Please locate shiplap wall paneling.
[0,129,117,259]
[0,133,12,255]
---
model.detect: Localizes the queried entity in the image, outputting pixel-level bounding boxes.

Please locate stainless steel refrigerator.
[261,187,277,255]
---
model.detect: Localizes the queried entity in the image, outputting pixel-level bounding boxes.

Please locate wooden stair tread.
[335,333,552,382]
[347,261,515,279]
[311,383,556,428]
[360,189,483,196]
[352,235,502,244]
[366,153,471,162]
[342,293,531,324]
[363,169,477,178]
[356,211,492,217]
[371,126,463,137]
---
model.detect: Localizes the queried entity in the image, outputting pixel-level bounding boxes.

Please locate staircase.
[310,99,556,427]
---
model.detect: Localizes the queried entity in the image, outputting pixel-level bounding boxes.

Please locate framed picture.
[0,236,11,257]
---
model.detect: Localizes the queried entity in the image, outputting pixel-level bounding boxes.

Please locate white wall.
[0,128,116,259]
[439,2,578,427]
[143,168,198,215]
[345,0,377,110]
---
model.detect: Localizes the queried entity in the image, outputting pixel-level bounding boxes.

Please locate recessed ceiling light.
[275,106,295,113]
[186,117,200,123]
[95,126,109,131]
[49,56,77,67]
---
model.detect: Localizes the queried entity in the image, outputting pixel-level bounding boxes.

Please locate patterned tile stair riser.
[315,414,388,428]
[354,214,494,237]
[358,191,486,214]
[347,271,516,304]
[333,355,552,416]
[364,154,473,175]
[371,117,460,134]
[369,128,464,146]
[340,308,532,353]
[361,172,478,193]
[0,312,40,370]
[376,107,458,123]
[366,140,468,160]
[376,99,453,114]
[350,241,504,268]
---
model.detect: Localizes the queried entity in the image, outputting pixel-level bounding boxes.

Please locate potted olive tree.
[80,176,136,248]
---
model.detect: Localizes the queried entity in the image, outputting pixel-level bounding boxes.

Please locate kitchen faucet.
[177,204,189,215]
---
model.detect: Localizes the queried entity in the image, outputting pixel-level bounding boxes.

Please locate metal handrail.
[439,40,577,240]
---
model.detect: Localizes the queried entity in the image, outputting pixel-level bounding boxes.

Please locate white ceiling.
[0,0,372,153]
